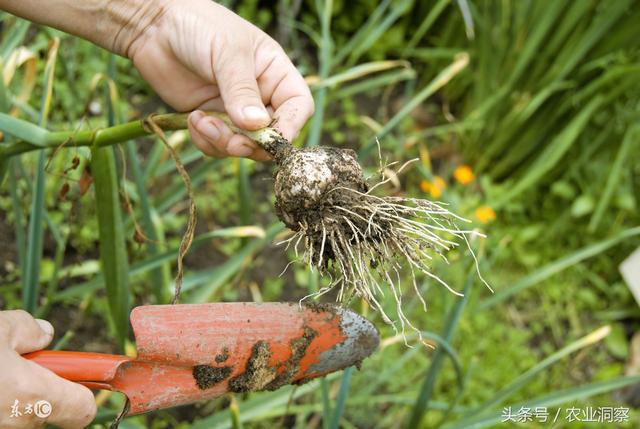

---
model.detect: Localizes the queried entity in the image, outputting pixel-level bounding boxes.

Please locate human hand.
[0,310,96,429]
[126,0,314,161]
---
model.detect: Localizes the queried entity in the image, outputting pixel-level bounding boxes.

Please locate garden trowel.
[23,303,379,415]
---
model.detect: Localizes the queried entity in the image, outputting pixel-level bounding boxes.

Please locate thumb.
[214,51,271,130]
[0,310,54,354]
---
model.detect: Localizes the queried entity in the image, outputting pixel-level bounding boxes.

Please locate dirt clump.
[228,325,320,393]
[215,347,229,364]
[192,364,233,390]
[228,341,276,393]
[301,302,341,322]
[301,301,338,315]
[264,326,318,391]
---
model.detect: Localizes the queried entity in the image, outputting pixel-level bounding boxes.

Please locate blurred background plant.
[0,0,639,427]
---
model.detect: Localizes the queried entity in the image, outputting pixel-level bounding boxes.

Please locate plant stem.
[0,112,288,158]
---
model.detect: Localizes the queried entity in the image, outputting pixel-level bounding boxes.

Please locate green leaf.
[91,144,130,349]
[333,0,391,65]
[155,159,220,212]
[360,53,469,157]
[186,223,283,303]
[455,0,474,40]
[480,226,640,309]
[87,56,130,349]
[495,95,604,205]
[550,181,576,200]
[321,378,332,429]
[405,0,450,52]
[333,67,417,101]
[7,161,26,282]
[0,18,30,58]
[22,151,46,313]
[311,60,411,90]
[604,324,628,360]
[22,37,59,313]
[346,0,413,66]
[546,0,632,84]
[307,0,334,148]
[237,158,253,226]
[230,396,244,429]
[329,367,353,429]
[52,226,267,302]
[588,124,640,231]
[505,0,566,87]
[0,155,8,185]
[0,113,48,146]
[407,270,474,428]
[126,142,169,303]
[570,194,595,218]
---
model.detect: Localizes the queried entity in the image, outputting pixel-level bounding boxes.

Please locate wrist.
[0,0,172,58]
[105,0,173,58]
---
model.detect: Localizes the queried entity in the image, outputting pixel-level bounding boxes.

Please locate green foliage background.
[0,0,639,428]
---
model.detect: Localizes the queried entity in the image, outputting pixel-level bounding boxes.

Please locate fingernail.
[190,110,205,120]
[36,319,54,337]
[243,105,270,124]
[199,119,221,143]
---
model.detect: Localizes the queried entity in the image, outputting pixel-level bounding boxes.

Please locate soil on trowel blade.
[193,364,233,390]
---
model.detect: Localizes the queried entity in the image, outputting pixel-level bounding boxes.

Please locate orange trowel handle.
[23,350,132,390]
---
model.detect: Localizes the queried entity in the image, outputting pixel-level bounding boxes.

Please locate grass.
[22,36,58,313]
[408,268,474,428]
[0,0,638,428]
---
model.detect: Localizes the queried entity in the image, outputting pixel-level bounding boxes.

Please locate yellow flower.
[475,206,496,224]
[454,164,475,185]
[420,176,445,199]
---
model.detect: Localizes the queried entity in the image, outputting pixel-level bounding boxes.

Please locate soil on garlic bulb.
[275,147,368,231]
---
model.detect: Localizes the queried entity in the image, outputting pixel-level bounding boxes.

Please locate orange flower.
[420,176,445,199]
[475,206,496,224]
[454,165,475,185]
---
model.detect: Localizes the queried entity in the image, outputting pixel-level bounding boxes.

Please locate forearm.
[0,0,170,57]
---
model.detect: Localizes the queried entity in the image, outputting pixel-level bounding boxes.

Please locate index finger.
[257,53,314,141]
